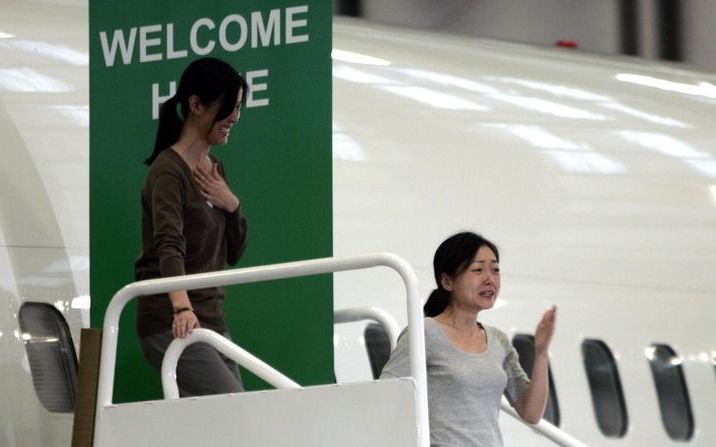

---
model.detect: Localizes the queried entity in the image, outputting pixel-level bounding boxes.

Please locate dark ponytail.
[145,95,184,165]
[423,231,500,316]
[423,288,450,317]
[145,57,249,166]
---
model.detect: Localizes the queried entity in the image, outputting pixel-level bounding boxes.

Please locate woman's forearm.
[168,290,192,310]
[515,351,550,424]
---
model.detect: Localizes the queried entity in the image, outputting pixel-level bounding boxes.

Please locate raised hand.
[193,162,240,212]
[534,306,557,355]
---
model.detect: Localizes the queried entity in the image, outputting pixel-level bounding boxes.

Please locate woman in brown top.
[134,57,249,396]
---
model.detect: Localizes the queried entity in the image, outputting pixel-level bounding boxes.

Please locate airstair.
[85,253,587,447]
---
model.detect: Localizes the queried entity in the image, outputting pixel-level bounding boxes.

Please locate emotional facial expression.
[205,89,243,146]
[443,245,501,312]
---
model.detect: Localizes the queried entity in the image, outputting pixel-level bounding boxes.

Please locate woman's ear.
[188,95,202,116]
[440,273,453,292]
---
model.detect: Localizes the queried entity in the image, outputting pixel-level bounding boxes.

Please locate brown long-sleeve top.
[134,149,247,337]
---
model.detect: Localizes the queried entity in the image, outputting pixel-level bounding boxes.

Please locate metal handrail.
[501,398,589,447]
[334,306,401,350]
[163,308,399,398]
[97,253,430,447]
[161,328,301,399]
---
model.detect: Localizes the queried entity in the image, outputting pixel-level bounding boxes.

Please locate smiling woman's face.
[204,89,243,146]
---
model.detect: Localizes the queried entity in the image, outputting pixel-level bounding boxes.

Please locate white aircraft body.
[331,19,716,447]
[1,0,714,445]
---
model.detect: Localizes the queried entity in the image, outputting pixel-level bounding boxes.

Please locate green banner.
[90,1,332,402]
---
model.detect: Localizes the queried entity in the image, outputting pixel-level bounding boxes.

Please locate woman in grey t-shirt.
[381,231,557,446]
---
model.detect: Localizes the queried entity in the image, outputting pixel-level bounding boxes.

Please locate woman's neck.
[172,134,210,170]
[435,307,480,336]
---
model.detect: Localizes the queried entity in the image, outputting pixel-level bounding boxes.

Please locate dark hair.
[145,57,249,165]
[423,232,500,317]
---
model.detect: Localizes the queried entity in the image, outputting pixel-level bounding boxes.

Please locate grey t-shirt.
[380,317,530,447]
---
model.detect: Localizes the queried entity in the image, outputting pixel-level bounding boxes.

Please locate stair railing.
[97,253,430,447]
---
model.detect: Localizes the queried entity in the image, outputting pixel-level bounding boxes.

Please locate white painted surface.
[95,379,418,447]
[1,0,716,444]
[94,253,430,446]
[332,17,716,446]
[0,5,87,445]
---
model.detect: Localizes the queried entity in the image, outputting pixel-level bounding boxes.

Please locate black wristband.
[173,307,194,315]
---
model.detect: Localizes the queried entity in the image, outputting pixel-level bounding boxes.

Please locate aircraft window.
[364,322,391,380]
[581,339,628,438]
[512,334,560,426]
[18,302,78,413]
[647,343,694,441]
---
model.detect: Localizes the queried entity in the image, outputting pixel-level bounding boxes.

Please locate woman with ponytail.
[381,231,557,446]
[134,57,249,397]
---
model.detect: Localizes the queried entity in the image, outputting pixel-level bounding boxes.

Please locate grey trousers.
[140,329,244,397]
